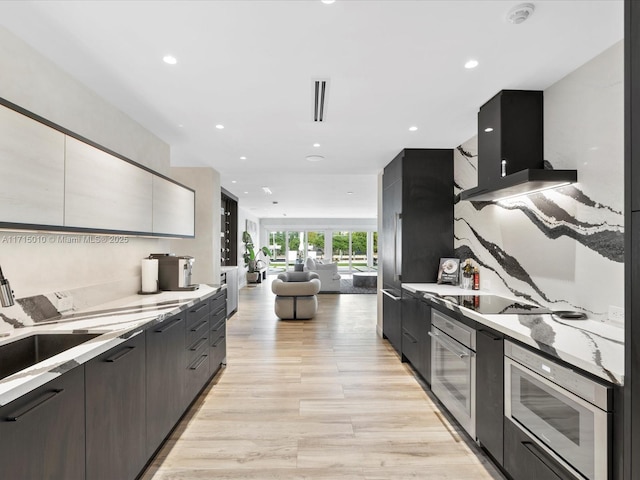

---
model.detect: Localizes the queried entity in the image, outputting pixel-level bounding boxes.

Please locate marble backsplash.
[452,43,623,320]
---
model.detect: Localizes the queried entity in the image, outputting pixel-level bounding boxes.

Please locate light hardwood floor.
[141,278,506,480]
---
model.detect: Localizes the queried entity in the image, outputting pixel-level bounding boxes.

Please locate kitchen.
[0,1,636,480]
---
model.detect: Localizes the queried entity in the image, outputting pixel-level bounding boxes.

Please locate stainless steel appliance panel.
[430,310,476,439]
[505,340,611,480]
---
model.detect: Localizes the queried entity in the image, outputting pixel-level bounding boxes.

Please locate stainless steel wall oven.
[504,340,612,480]
[430,309,476,438]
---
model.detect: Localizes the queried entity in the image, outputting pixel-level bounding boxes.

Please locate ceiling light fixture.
[465,59,479,69]
[313,143,321,147]
[231,180,237,184]
[506,3,535,24]
[409,126,418,132]
[262,186,273,195]
[306,155,324,162]
[244,191,248,194]
[321,0,335,4]
[240,156,247,160]
[347,191,353,195]
[163,55,177,65]
[215,124,224,129]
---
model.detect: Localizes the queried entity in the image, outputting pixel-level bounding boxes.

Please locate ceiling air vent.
[312,78,329,122]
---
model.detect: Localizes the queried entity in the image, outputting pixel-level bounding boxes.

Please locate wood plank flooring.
[141,279,506,480]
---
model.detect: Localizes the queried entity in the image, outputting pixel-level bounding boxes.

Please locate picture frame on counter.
[437,257,460,285]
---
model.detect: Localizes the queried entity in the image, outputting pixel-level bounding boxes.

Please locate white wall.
[0,26,172,298]
[169,167,221,285]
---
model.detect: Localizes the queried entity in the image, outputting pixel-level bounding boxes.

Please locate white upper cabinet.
[65,137,153,232]
[0,104,65,226]
[152,176,195,236]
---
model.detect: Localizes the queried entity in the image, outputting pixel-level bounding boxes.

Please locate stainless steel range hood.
[459,168,578,202]
[459,90,577,202]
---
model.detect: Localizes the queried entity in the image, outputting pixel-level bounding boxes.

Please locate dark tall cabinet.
[381,149,453,354]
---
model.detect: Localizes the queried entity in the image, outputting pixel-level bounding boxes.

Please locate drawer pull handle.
[190,303,207,314]
[190,319,208,332]
[106,346,135,363]
[211,319,225,332]
[155,317,182,333]
[190,355,208,370]
[6,389,64,421]
[189,337,208,351]
[403,331,418,344]
[212,335,226,347]
[478,329,502,341]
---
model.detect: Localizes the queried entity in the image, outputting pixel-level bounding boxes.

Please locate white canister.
[141,258,159,293]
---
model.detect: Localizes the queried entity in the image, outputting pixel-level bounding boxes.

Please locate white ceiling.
[0,1,624,219]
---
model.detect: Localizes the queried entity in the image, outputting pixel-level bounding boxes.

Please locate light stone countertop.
[0,284,224,406]
[402,283,624,386]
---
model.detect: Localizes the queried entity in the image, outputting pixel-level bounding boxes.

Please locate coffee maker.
[149,254,198,291]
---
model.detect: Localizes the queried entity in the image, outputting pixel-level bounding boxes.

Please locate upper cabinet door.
[0,104,65,226]
[152,176,195,237]
[65,137,153,232]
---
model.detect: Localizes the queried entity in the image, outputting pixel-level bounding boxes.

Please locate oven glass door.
[507,360,600,480]
[430,326,474,436]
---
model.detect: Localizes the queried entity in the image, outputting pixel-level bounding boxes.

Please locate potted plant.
[242,231,270,283]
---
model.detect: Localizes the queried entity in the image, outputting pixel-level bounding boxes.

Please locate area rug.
[318,278,376,295]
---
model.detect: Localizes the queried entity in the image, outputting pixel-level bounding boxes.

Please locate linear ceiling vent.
[312,78,330,122]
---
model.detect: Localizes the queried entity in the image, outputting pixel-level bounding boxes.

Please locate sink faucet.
[0,265,15,307]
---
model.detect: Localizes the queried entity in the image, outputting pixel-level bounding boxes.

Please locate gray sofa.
[271,271,321,319]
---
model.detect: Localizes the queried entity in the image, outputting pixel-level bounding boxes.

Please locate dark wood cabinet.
[382,289,402,355]
[209,290,227,375]
[475,326,504,466]
[221,188,238,267]
[185,300,211,402]
[382,149,454,288]
[146,312,186,457]
[401,290,431,384]
[85,332,146,480]
[0,365,85,480]
[504,418,574,480]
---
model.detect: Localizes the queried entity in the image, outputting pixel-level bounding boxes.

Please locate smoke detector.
[506,3,535,24]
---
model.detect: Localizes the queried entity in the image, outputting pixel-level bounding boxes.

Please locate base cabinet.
[475,326,504,465]
[0,365,85,480]
[146,313,186,457]
[504,418,576,480]
[382,289,402,355]
[209,290,227,375]
[85,333,146,480]
[401,290,431,384]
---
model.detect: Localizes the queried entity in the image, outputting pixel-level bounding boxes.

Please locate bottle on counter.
[473,267,480,290]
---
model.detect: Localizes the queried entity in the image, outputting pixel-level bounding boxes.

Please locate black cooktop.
[439,294,553,315]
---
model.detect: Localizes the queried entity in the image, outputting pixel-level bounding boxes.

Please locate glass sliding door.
[306,231,325,262]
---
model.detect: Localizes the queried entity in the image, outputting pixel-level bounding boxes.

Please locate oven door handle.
[428,330,472,358]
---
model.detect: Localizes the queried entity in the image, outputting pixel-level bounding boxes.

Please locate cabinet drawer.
[187,334,209,365]
[185,349,210,400]
[187,314,209,347]
[209,292,226,317]
[401,328,420,366]
[210,314,226,344]
[210,335,226,374]
[186,300,209,329]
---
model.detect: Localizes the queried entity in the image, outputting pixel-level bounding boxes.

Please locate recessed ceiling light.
[163,55,177,65]
[409,126,418,132]
[240,156,247,160]
[321,0,335,4]
[306,155,324,162]
[244,191,249,194]
[262,186,273,195]
[313,143,321,147]
[347,191,353,195]
[215,124,224,129]
[231,180,237,184]
[484,127,494,132]
[465,59,479,69]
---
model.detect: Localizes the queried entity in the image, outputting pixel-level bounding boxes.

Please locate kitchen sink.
[0,333,101,381]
